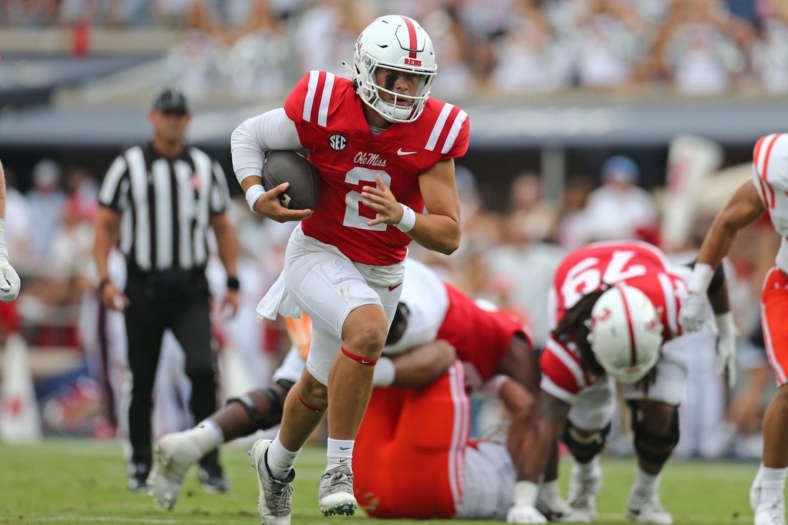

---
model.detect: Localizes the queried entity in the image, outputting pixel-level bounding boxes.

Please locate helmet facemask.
[350,15,437,124]
[354,58,435,123]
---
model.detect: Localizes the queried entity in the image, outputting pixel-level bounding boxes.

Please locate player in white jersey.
[681,134,788,525]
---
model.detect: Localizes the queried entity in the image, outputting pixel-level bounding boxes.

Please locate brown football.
[262,150,320,211]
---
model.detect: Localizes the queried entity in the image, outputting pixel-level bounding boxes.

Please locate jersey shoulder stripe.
[424,103,467,153]
[441,109,468,154]
[302,70,336,127]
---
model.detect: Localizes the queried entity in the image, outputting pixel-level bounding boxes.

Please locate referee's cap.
[152,88,189,113]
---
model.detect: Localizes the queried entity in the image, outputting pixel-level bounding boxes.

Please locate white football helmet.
[352,15,437,123]
[587,285,663,383]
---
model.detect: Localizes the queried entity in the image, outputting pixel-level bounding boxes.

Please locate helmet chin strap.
[374,97,414,122]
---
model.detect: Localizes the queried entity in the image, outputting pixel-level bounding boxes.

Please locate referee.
[93,88,240,493]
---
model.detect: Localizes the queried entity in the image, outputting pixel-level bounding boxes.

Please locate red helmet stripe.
[401,16,418,59]
[617,286,638,366]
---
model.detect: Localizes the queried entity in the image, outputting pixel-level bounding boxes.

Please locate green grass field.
[0,439,760,525]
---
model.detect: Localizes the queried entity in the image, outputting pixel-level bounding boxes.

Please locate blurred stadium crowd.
[3,0,788,98]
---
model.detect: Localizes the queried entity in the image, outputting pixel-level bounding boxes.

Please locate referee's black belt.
[126,265,207,288]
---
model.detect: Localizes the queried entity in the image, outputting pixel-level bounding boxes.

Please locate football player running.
[230,15,469,523]
[506,241,732,525]
[146,312,457,511]
[679,134,788,525]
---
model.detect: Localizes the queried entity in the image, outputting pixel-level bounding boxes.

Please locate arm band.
[708,262,726,294]
[396,204,416,232]
[687,260,726,294]
[245,185,266,213]
[479,374,509,397]
[687,262,714,294]
[371,356,395,387]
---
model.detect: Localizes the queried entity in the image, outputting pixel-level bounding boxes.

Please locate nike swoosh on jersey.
[397,148,417,156]
[388,283,402,291]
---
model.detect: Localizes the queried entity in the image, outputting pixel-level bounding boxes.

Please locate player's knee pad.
[561,422,611,464]
[628,401,680,465]
[269,378,295,413]
[226,379,294,430]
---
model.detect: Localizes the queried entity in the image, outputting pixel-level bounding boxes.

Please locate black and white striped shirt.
[98,142,231,272]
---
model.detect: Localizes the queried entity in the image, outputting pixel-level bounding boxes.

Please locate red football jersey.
[541,241,688,402]
[438,284,534,384]
[283,71,470,265]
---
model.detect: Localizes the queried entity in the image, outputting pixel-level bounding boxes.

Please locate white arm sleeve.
[230,108,303,183]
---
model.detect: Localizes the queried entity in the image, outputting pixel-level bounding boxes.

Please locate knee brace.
[628,401,680,465]
[226,379,294,430]
[561,422,611,464]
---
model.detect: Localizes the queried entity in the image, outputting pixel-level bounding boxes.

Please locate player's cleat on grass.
[754,498,786,525]
[147,433,202,510]
[751,474,763,511]
[566,461,601,522]
[127,462,150,493]
[250,439,295,525]
[198,464,229,494]
[751,474,786,525]
[625,489,673,524]
[319,465,357,516]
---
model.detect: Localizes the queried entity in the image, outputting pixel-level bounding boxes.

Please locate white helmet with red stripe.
[587,285,663,383]
[352,15,437,123]
[752,134,788,235]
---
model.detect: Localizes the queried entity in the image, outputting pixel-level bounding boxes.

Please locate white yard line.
[0,517,255,524]
[596,512,753,523]
[1,518,175,524]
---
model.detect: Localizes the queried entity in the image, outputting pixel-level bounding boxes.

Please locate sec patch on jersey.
[262,150,320,210]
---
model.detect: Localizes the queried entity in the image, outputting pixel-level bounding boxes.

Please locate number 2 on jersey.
[343,167,392,231]
[561,250,647,308]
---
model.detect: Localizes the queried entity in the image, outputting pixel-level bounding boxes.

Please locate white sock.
[758,465,788,507]
[633,467,661,495]
[541,479,561,498]
[327,438,353,471]
[188,419,224,456]
[267,434,300,479]
[576,455,600,477]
